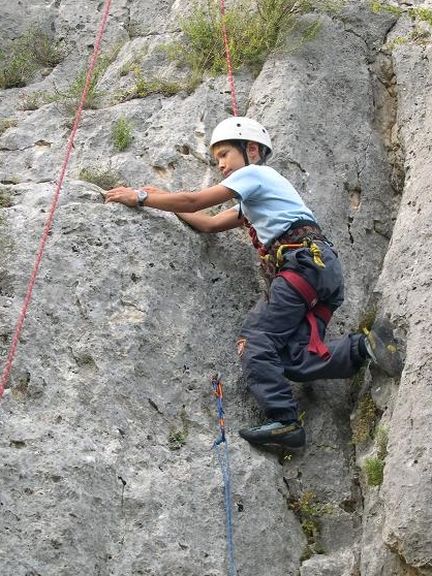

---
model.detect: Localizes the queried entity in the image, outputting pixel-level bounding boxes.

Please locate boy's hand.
[104,186,138,207]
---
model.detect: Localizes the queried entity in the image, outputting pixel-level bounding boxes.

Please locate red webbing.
[0,0,113,397]
[219,0,239,116]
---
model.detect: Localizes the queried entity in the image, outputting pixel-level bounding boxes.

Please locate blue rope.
[212,374,237,576]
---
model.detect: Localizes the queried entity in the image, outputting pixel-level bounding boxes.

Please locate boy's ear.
[246,141,260,161]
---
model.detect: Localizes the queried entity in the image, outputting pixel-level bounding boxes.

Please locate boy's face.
[212,143,246,178]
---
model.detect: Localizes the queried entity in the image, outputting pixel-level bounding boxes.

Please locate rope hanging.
[212,373,237,576]
[219,0,239,116]
[211,5,240,574]
[0,0,113,398]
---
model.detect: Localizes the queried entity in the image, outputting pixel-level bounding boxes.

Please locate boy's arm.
[176,206,244,232]
[104,184,234,213]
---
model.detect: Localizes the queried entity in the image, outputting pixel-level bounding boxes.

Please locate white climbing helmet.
[210,116,272,159]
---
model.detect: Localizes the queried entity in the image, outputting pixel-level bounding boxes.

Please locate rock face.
[0,1,430,575]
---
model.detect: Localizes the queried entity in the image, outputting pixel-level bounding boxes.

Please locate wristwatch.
[135,189,148,206]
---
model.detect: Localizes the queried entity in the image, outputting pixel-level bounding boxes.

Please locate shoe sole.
[364,324,403,377]
[239,427,306,449]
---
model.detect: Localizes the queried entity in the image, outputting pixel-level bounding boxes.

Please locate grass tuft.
[370,2,432,46]
[119,75,193,102]
[168,407,189,451]
[112,117,133,151]
[289,490,332,557]
[0,118,17,135]
[363,456,385,486]
[166,0,344,80]
[0,27,65,89]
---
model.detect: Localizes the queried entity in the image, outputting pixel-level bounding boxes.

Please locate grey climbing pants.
[238,242,364,422]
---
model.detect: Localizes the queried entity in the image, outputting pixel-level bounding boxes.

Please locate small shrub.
[79,167,125,190]
[119,76,188,102]
[27,29,65,68]
[371,2,432,46]
[166,0,342,80]
[54,48,119,113]
[168,429,188,450]
[352,394,379,445]
[370,1,403,17]
[19,91,50,111]
[0,27,64,89]
[413,7,432,26]
[112,117,133,151]
[363,456,385,486]
[62,61,107,110]
[289,490,331,555]
[0,47,39,89]
[0,118,17,135]
[289,491,333,544]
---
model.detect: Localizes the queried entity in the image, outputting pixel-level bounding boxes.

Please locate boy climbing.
[104,116,403,449]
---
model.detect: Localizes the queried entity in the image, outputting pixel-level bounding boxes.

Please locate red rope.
[0,0,113,398]
[219,0,239,116]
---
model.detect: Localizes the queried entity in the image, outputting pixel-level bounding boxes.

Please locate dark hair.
[217,139,270,163]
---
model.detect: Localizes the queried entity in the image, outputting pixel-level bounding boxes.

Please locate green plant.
[363,456,385,486]
[112,117,133,151]
[289,490,331,556]
[168,407,189,450]
[413,7,432,26]
[370,1,403,17]
[19,91,50,111]
[54,46,121,113]
[0,118,17,135]
[352,394,379,445]
[370,2,432,46]
[63,58,109,110]
[79,167,125,190]
[0,27,64,89]
[119,76,189,102]
[166,0,341,81]
[26,28,65,68]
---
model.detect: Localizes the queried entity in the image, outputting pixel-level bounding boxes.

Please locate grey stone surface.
[0,1,431,575]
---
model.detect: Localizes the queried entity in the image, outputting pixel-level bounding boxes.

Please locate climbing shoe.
[363,318,403,377]
[239,420,305,448]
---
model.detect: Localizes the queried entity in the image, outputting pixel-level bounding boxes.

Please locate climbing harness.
[0,0,113,398]
[245,219,329,282]
[277,270,332,360]
[212,374,237,576]
[244,220,334,360]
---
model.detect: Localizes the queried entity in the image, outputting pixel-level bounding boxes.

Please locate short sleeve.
[220,165,261,201]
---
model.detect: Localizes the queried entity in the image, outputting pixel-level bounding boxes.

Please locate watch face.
[137,190,148,205]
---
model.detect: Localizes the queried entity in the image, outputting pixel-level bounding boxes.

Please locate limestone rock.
[0,1,431,575]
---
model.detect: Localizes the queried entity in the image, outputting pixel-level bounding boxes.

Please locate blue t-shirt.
[221,164,316,247]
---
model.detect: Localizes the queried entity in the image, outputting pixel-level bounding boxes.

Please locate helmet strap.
[239,141,250,166]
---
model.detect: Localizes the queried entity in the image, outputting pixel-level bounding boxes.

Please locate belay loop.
[211,374,237,576]
[275,237,325,269]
